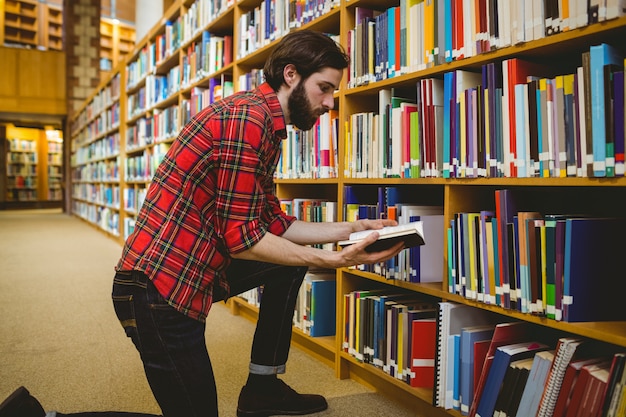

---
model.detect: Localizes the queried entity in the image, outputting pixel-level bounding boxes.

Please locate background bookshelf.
[69,0,626,415]
[100,17,136,80]
[0,0,63,50]
[41,3,62,51]
[1,123,63,208]
[2,0,39,48]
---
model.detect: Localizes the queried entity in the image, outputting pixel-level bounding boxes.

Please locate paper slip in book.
[338,221,425,253]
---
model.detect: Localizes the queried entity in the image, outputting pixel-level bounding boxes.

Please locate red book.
[553,357,607,417]
[223,35,233,66]
[468,322,532,417]
[599,353,626,417]
[410,318,437,388]
[585,366,610,417]
[473,339,491,391]
[564,361,611,417]
[453,0,464,59]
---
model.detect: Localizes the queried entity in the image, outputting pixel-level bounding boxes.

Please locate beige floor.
[0,209,419,416]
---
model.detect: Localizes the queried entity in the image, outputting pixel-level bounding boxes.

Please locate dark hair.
[263,30,349,91]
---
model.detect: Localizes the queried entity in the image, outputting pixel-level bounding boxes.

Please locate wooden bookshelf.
[2,0,39,48]
[2,123,63,207]
[68,1,626,415]
[1,1,63,50]
[100,17,136,81]
[42,4,62,51]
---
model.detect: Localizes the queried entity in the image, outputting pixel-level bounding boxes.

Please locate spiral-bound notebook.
[432,302,501,410]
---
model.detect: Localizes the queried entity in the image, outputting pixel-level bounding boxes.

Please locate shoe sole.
[236,403,328,417]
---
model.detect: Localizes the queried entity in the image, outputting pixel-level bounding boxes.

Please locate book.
[589,43,623,177]
[536,338,585,417]
[459,324,496,415]
[507,357,535,417]
[433,302,501,409]
[564,360,612,417]
[607,352,626,417]
[475,341,549,417]
[410,317,438,388]
[600,352,626,417]
[307,275,336,337]
[563,217,626,322]
[514,350,555,417]
[492,358,525,417]
[469,322,534,417]
[552,357,608,417]
[338,220,425,252]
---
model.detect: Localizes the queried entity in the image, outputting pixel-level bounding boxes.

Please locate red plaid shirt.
[116,83,296,322]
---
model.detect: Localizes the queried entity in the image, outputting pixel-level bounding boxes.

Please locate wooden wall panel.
[0,47,66,115]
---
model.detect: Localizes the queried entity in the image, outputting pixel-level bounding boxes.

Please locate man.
[0,30,403,417]
[113,28,403,417]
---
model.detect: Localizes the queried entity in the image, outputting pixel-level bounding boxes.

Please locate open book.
[338,221,425,253]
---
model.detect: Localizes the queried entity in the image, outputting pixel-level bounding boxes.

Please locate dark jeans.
[111,261,308,417]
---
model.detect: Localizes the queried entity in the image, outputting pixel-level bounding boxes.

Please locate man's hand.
[337,230,405,267]
[350,218,399,234]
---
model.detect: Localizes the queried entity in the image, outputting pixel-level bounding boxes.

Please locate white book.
[338,220,425,252]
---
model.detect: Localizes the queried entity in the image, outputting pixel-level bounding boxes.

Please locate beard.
[287,81,323,131]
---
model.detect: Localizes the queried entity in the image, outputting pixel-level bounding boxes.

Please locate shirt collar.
[258,82,287,139]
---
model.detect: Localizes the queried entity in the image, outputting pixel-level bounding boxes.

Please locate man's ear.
[283,64,299,88]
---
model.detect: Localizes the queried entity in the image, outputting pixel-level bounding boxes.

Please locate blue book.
[589,43,623,177]
[387,7,397,78]
[309,278,336,337]
[201,30,211,74]
[451,334,462,410]
[515,84,528,177]
[514,350,554,417]
[475,341,548,417]
[563,217,626,322]
[459,325,496,415]
[443,71,455,178]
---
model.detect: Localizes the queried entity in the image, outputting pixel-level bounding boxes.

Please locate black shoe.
[0,387,46,417]
[237,379,328,417]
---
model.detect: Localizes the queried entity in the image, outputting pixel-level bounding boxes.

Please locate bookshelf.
[69,0,626,415]
[1,0,62,50]
[42,3,62,51]
[3,123,63,206]
[100,17,136,80]
[46,128,63,201]
[2,0,39,48]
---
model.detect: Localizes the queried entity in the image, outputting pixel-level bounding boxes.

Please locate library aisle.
[0,209,417,417]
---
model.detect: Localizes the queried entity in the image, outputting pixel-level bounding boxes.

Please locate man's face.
[287,67,342,131]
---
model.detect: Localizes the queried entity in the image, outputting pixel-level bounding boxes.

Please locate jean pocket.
[112,293,139,341]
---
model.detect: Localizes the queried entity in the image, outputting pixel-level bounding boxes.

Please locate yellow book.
[344,119,351,177]
[423,0,435,66]
[555,75,567,178]
[561,0,570,31]
[539,224,547,315]
[485,220,497,305]
[467,213,479,300]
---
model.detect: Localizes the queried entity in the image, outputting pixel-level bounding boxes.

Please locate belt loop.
[131,270,148,284]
